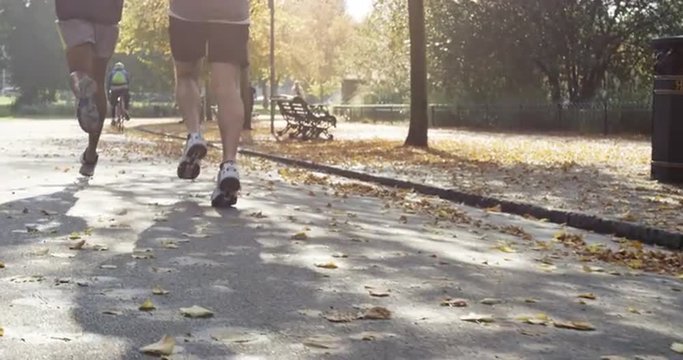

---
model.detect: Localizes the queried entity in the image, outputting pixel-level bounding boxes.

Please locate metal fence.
[332,102,652,135]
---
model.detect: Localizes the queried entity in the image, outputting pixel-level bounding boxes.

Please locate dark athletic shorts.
[169,16,249,66]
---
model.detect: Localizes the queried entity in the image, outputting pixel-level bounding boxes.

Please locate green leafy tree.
[0,0,67,105]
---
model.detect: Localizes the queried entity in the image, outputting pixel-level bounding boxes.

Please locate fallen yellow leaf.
[139,299,156,311]
[315,262,338,269]
[323,310,359,323]
[485,204,502,213]
[152,286,169,296]
[627,259,643,270]
[0,261,5,269]
[360,307,392,320]
[0,326,3,337]
[102,310,123,316]
[495,244,516,253]
[291,232,308,241]
[368,288,390,297]
[578,293,597,300]
[303,335,340,349]
[553,321,595,331]
[672,342,683,354]
[627,307,641,314]
[180,305,214,318]
[516,313,550,325]
[460,313,495,323]
[69,240,86,250]
[441,298,468,307]
[140,335,175,356]
[480,298,503,305]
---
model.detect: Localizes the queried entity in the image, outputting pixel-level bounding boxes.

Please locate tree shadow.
[1,164,681,359]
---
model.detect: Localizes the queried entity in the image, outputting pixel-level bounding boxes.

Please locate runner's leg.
[210,63,243,162]
[175,61,202,134]
[84,57,108,162]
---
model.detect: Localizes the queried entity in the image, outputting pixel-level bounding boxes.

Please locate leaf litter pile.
[140,121,683,236]
[126,128,682,278]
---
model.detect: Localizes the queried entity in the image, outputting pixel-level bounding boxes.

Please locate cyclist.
[107,62,131,123]
[55,0,124,177]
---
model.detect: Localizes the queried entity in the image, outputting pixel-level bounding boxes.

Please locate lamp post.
[269,0,276,136]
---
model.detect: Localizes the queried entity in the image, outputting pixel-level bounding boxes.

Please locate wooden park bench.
[276,97,336,140]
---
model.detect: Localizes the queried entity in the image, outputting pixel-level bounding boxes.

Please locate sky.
[345,0,373,21]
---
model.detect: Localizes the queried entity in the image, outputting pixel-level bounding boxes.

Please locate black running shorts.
[169,16,249,66]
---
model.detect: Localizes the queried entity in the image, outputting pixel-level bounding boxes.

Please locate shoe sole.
[76,77,99,134]
[177,143,208,180]
[79,152,97,177]
[79,164,95,177]
[211,177,241,208]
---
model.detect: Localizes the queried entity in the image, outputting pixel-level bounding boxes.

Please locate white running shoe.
[177,133,208,180]
[211,161,241,208]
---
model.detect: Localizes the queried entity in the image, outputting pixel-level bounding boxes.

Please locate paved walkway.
[0,119,681,359]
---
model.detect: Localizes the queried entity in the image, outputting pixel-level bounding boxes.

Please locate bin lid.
[652,36,683,50]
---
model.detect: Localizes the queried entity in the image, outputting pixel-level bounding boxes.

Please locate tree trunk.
[405,0,429,148]
[260,80,269,110]
[241,66,253,130]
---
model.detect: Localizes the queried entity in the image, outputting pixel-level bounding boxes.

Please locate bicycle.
[111,95,127,132]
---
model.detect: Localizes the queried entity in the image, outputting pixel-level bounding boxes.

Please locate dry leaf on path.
[291,232,309,241]
[578,293,597,300]
[161,241,179,249]
[132,251,155,260]
[360,307,392,320]
[181,232,210,239]
[69,240,86,250]
[315,262,338,269]
[485,204,502,213]
[0,261,5,269]
[368,289,390,297]
[460,313,495,323]
[553,321,595,331]
[33,248,50,256]
[0,326,3,337]
[671,342,683,354]
[140,335,175,356]
[92,244,109,251]
[494,243,516,253]
[538,263,557,272]
[139,299,156,312]
[441,298,468,307]
[303,335,340,349]
[211,330,262,344]
[583,265,605,273]
[152,286,169,296]
[102,310,123,316]
[516,313,551,326]
[11,275,44,283]
[480,298,503,305]
[323,310,359,323]
[180,305,214,318]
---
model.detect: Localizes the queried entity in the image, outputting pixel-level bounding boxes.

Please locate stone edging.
[134,127,683,250]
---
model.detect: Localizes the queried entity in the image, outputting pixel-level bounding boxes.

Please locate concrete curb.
[134,127,683,250]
